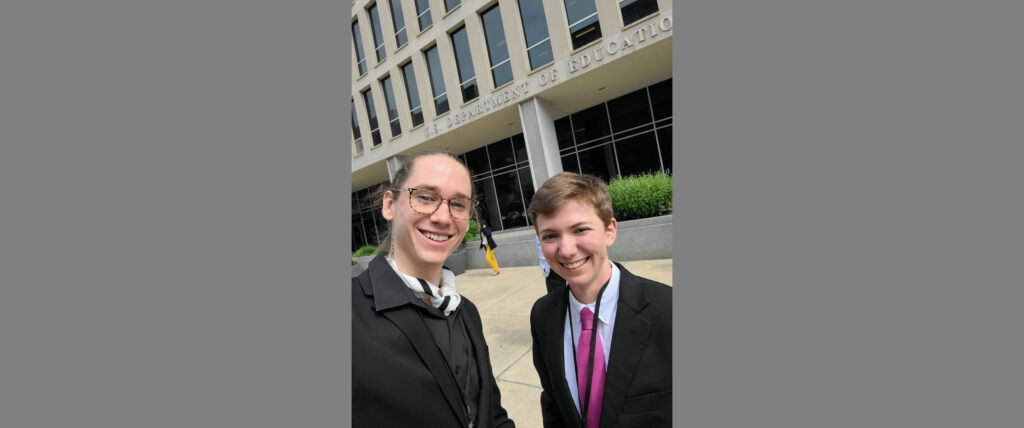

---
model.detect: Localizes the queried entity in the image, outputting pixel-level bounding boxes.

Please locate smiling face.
[381,154,472,283]
[535,198,617,301]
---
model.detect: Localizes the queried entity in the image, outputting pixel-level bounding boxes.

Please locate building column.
[385,156,403,182]
[518,97,563,190]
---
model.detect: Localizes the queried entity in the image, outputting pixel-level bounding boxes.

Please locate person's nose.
[558,236,577,259]
[430,199,453,224]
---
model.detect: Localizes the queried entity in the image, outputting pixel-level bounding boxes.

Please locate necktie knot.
[580,307,595,331]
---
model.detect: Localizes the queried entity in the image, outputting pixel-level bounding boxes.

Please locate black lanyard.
[568,280,609,428]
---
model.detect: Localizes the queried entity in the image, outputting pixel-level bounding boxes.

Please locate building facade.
[352,0,673,251]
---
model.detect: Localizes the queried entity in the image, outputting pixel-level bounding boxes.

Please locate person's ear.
[604,218,618,247]
[381,190,395,221]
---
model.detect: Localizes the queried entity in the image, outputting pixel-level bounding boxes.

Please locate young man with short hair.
[528,172,672,428]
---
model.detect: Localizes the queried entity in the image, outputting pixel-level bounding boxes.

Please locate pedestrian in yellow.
[478,223,501,276]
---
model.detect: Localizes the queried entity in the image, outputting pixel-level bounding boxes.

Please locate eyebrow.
[538,221,593,234]
[409,184,471,199]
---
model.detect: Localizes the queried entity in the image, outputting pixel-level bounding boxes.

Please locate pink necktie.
[577,307,606,428]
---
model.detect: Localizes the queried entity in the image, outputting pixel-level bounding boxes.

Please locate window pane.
[367,4,387,62]
[423,46,449,114]
[571,104,611,144]
[561,153,580,173]
[620,0,659,27]
[563,0,601,49]
[607,87,652,134]
[577,144,617,182]
[527,40,553,69]
[362,89,378,130]
[352,21,367,75]
[351,99,361,140]
[614,131,660,177]
[555,116,575,150]
[445,0,460,13]
[465,147,490,176]
[494,170,528,229]
[400,62,423,127]
[488,138,515,170]
[569,14,601,49]
[649,79,672,121]
[518,166,535,221]
[381,76,401,137]
[511,133,527,165]
[517,0,550,47]
[415,0,432,30]
[450,26,478,102]
[481,5,512,87]
[388,0,407,47]
[475,177,502,229]
[361,211,378,246]
[657,125,672,172]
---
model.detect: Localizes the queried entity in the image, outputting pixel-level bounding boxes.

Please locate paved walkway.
[457,259,673,428]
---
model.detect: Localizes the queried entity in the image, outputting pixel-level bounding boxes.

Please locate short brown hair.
[528,172,613,232]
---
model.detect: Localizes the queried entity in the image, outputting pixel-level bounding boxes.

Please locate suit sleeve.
[531,302,569,428]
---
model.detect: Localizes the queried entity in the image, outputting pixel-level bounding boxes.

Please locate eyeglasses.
[395,187,477,220]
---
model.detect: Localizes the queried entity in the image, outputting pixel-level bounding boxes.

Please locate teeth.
[564,259,586,269]
[423,232,451,242]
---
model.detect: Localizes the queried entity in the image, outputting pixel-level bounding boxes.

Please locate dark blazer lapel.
[600,265,653,428]
[543,288,583,428]
[368,256,469,427]
[461,304,492,424]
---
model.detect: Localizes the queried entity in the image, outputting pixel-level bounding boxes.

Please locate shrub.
[607,172,673,221]
[463,218,480,243]
[352,245,377,258]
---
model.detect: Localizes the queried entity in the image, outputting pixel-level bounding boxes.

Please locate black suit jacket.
[353,254,515,428]
[531,263,672,428]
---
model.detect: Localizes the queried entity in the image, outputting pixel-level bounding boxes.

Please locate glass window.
[475,177,502,228]
[517,0,553,69]
[563,0,601,49]
[465,147,490,177]
[571,104,611,145]
[449,26,478,102]
[607,87,652,134]
[619,0,659,27]
[361,210,378,246]
[400,62,423,127]
[511,134,528,165]
[493,170,528,229]
[657,125,672,172]
[361,88,382,147]
[561,153,581,174]
[352,98,364,155]
[555,116,575,150]
[577,144,617,182]
[380,76,401,138]
[488,138,515,170]
[480,5,513,87]
[367,4,387,62]
[352,21,367,75]
[388,0,408,47]
[649,79,672,121]
[414,0,432,31]
[423,45,449,115]
[517,166,535,220]
[445,0,461,13]
[614,131,661,177]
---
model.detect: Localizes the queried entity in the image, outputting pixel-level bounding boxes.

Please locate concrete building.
[351,0,673,251]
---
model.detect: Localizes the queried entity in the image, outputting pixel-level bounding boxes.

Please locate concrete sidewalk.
[457,259,673,428]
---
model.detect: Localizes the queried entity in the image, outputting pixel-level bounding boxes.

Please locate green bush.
[352,245,377,258]
[607,172,673,221]
[463,219,480,243]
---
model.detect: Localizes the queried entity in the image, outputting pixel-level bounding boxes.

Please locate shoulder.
[530,288,564,323]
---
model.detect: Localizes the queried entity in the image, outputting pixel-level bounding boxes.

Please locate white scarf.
[386,258,461,316]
